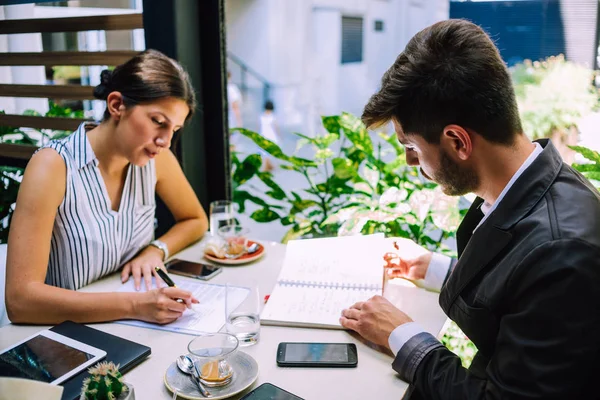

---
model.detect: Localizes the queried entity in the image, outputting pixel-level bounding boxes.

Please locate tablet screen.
[0,334,95,383]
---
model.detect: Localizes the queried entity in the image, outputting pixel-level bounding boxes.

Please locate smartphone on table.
[165,259,222,281]
[276,342,358,368]
[240,382,304,400]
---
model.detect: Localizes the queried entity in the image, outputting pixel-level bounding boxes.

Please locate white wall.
[225,0,450,136]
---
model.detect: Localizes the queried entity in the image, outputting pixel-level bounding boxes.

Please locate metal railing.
[227,51,272,104]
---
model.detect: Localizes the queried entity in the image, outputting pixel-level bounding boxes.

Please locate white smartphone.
[0,330,106,385]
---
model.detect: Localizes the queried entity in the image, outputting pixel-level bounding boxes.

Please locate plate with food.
[203,240,265,265]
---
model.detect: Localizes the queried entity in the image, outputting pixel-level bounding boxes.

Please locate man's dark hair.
[362,19,522,145]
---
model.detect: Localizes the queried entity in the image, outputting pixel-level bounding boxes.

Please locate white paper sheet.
[116,277,249,335]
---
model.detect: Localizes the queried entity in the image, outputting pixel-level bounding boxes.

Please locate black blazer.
[395,139,600,399]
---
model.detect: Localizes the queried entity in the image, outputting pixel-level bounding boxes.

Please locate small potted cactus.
[80,361,135,400]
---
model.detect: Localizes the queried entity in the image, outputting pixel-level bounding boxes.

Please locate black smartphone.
[165,259,222,280]
[240,383,304,400]
[276,342,358,368]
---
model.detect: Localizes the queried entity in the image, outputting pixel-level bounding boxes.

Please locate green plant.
[0,101,83,243]
[512,55,599,140]
[440,320,477,368]
[52,65,82,81]
[231,112,461,252]
[570,145,600,189]
[80,361,128,400]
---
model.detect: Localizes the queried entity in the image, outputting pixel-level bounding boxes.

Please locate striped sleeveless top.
[42,123,156,290]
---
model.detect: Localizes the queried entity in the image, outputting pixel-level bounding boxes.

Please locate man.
[340,19,600,399]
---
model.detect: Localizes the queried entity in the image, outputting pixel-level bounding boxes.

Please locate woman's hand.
[384,238,432,281]
[133,287,199,325]
[121,246,165,291]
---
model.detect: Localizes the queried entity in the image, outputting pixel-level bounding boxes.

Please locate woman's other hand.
[121,245,165,290]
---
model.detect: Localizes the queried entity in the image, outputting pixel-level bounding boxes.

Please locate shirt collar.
[476,142,543,230]
[73,122,99,170]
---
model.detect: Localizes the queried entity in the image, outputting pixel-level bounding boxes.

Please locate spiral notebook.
[261,234,388,329]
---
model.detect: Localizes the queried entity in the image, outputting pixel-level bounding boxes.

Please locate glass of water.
[209,200,236,236]
[225,282,260,346]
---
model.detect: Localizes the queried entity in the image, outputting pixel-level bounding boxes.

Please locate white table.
[0,238,448,399]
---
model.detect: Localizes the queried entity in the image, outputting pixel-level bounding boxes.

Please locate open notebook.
[261,234,388,329]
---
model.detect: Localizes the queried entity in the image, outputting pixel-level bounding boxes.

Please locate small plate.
[164,351,259,400]
[204,241,265,265]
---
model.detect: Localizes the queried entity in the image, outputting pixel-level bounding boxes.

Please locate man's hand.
[340,295,413,350]
[385,237,432,281]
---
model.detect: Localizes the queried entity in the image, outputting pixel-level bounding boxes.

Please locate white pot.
[117,382,135,400]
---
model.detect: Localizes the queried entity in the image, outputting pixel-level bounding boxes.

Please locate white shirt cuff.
[421,252,452,292]
[388,322,427,356]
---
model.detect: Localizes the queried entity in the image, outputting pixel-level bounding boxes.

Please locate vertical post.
[142,0,230,236]
[241,65,247,92]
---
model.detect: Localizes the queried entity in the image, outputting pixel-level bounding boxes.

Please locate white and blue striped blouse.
[42,123,156,290]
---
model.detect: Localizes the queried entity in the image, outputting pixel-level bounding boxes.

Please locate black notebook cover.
[50,320,151,400]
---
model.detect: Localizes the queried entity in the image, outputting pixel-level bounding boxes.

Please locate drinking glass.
[188,333,238,387]
[218,225,249,259]
[209,200,236,236]
[225,282,260,346]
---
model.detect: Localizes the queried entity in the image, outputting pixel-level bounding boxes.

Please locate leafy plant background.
[512,55,599,140]
[0,102,84,243]
[231,112,461,254]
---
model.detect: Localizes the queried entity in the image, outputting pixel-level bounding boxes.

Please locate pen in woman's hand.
[154,267,199,308]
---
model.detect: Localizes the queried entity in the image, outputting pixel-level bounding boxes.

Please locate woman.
[6,50,208,325]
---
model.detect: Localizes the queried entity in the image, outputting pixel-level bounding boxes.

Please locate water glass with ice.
[225,282,260,346]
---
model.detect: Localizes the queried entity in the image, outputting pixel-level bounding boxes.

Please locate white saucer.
[164,351,258,400]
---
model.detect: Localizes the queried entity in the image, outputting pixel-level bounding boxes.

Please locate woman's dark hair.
[362,19,522,145]
[93,49,196,121]
[264,100,274,111]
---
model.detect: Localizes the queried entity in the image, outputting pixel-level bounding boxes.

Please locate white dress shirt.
[388,142,543,356]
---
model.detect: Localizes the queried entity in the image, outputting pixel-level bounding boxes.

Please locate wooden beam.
[0,13,143,35]
[0,51,138,67]
[0,143,37,162]
[0,84,95,100]
[0,114,90,131]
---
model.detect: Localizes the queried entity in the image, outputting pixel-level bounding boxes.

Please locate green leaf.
[572,163,600,173]
[339,112,373,155]
[257,172,287,200]
[281,223,315,244]
[332,158,356,179]
[569,146,600,164]
[291,199,320,215]
[232,189,271,213]
[233,128,317,167]
[582,171,600,181]
[321,115,341,135]
[232,154,261,185]
[250,208,282,222]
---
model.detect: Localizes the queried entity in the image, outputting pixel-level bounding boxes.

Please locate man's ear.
[105,92,126,121]
[442,124,472,161]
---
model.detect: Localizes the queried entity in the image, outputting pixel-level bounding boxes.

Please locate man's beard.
[426,149,479,196]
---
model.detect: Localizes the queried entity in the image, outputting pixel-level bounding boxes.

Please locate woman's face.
[115,97,189,166]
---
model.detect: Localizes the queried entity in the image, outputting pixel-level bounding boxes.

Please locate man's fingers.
[339,316,359,332]
[341,308,361,320]
[349,301,364,310]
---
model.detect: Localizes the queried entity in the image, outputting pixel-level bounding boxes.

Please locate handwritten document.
[116,277,249,335]
[261,234,388,329]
